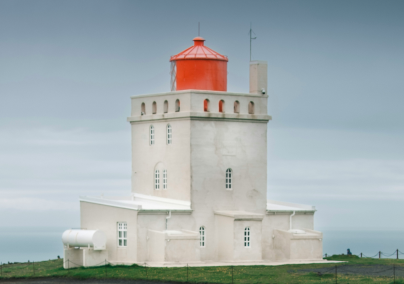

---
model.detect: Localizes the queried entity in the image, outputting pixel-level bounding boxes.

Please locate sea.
[0,227,403,263]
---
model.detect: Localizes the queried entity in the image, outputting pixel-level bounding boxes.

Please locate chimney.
[249,61,267,95]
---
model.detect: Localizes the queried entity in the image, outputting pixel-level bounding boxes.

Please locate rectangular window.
[167,125,172,144]
[226,169,232,189]
[150,126,155,145]
[199,227,205,247]
[118,222,127,247]
[244,227,250,247]
[155,170,160,190]
[163,169,167,189]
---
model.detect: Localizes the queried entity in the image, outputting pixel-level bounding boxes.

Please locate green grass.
[1,255,404,283]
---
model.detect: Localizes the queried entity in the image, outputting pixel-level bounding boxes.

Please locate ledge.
[127,112,271,123]
[130,89,269,99]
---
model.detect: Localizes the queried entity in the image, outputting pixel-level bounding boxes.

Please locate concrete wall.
[147,230,165,263]
[80,202,137,263]
[215,215,234,261]
[83,249,108,267]
[233,220,262,261]
[262,213,315,260]
[63,248,83,269]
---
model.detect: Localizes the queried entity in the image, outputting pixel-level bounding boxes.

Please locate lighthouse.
[63,37,324,267]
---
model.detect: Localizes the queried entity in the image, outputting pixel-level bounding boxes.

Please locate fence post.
[397,249,399,260]
[394,264,395,284]
[33,261,35,276]
[232,266,234,284]
[325,253,327,258]
[1,262,2,277]
[105,259,107,278]
[187,263,188,282]
[68,259,69,276]
[360,253,362,258]
[379,251,381,259]
[335,265,337,284]
[145,262,148,279]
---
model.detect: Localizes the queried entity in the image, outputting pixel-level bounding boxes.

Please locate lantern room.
[170,37,228,92]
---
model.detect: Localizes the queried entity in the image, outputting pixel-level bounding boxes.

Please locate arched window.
[152,101,157,114]
[244,227,250,247]
[234,101,240,113]
[175,99,180,112]
[248,101,254,114]
[164,100,168,113]
[150,125,155,145]
[141,103,146,115]
[226,168,232,189]
[199,226,205,247]
[154,169,160,190]
[166,124,172,144]
[204,99,210,112]
[163,169,167,190]
[219,100,225,113]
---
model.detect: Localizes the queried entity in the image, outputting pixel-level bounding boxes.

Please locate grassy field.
[1,255,404,283]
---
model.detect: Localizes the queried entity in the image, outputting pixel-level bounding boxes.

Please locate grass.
[1,255,404,283]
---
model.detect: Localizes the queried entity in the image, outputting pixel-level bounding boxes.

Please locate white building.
[62,37,323,267]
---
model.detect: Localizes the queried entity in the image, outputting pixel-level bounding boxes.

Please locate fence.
[2,257,404,283]
[324,249,404,259]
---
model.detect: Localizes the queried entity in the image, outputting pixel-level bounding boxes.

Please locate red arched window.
[219,100,224,113]
[204,99,209,112]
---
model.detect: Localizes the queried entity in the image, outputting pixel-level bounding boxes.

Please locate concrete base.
[63,247,108,269]
[108,259,343,267]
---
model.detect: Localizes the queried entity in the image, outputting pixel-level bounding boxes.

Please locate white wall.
[80,202,137,263]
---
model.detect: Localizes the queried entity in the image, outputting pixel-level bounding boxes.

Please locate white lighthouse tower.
[64,37,324,267]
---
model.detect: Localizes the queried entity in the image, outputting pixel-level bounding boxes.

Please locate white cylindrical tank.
[62,229,107,250]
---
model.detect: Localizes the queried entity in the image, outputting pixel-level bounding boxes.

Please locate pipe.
[289,211,295,231]
[165,210,171,230]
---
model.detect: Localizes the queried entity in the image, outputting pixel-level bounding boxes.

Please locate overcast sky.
[0,0,403,231]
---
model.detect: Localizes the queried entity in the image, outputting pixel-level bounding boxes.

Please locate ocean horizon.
[0,226,402,264]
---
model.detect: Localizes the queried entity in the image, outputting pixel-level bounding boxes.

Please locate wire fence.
[324,249,404,259]
[2,256,404,283]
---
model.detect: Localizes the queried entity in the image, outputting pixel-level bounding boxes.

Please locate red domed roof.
[170,37,228,62]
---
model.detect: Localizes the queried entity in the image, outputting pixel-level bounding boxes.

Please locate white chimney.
[249,61,267,95]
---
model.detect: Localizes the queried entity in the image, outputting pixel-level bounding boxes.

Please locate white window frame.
[244,227,250,247]
[163,169,167,189]
[150,125,155,145]
[155,169,160,190]
[199,226,205,247]
[226,168,232,190]
[118,222,127,247]
[167,124,172,144]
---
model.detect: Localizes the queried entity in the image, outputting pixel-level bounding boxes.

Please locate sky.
[0,0,403,231]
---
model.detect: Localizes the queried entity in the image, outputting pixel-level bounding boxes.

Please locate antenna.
[198,22,200,36]
[249,22,257,61]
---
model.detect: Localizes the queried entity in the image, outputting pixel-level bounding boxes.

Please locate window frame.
[199,226,205,247]
[150,125,155,145]
[244,227,250,247]
[164,100,169,113]
[155,169,160,190]
[248,101,255,114]
[163,169,167,190]
[167,124,172,145]
[117,222,127,247]
[234,101,240,113]
[175,99,180,112]
[226,168,232,190]
[152,101,157,114]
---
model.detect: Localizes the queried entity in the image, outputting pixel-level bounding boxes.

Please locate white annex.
[62,37,323,268]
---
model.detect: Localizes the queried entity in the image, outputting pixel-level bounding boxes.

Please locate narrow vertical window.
[167,124,172,144]
[234,101,240,113]
[164,100,168,113]
[175,99,180,112]
[248,101,255,114]
[141,103,146,115]
[219,100,225,113]
[244,227,250,247]
[204,99,210,112]
[226,168,232,189]
[152,101,157,114]
[118,222,127,247]
[155,170,160,190]
[150,125,155,145]
[163,169,167,189]
[199,226,205,247]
